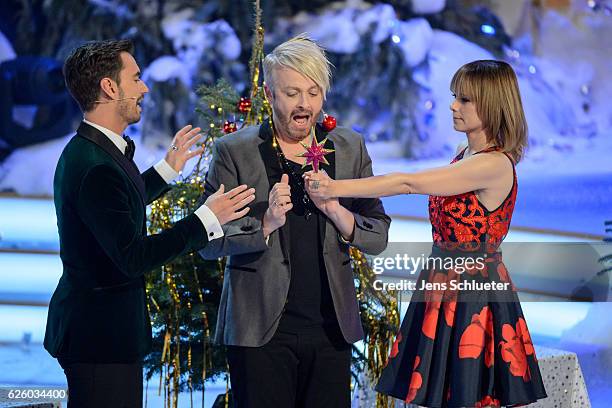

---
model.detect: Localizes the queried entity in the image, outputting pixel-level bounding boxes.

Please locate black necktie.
[123,135,135,160]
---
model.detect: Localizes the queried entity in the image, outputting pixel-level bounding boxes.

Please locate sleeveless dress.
[375,147,547,407]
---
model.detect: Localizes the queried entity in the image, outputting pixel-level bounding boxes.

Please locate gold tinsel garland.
[351,247,399,408]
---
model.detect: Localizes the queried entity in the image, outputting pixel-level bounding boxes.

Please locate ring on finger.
[170,144,179,151]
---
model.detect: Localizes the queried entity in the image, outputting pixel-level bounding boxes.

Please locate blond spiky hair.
[263,34,332,99]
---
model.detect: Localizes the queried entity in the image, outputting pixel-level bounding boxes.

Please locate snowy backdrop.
[0,0,610,234]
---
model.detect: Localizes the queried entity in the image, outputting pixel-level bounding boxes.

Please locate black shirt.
[276,160,339,333]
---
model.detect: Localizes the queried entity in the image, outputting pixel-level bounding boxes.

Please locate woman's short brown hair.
[451,60,528,163]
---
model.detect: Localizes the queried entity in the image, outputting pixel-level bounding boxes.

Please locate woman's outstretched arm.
[305,152,511,199]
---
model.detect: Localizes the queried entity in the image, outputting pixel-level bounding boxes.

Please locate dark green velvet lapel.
[76,121,146,205]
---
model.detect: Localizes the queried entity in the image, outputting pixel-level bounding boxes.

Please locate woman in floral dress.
[305,60,547,407]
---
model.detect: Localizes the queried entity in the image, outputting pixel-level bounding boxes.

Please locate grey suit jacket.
[199,121,391,347]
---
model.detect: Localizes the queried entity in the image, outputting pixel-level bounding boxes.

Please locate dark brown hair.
[63,39,134,112]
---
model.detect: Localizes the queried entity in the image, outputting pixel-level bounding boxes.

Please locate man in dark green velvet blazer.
[44,39,255,408]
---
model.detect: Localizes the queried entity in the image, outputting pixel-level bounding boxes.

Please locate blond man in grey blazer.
[199,35,390,407]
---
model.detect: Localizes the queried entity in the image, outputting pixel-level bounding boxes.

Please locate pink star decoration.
[297,134,334,173]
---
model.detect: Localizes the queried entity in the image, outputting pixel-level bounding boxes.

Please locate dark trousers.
[58,358,143,408]
[226,327,352,408]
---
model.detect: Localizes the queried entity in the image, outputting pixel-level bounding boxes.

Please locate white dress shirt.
[83,119,223,240]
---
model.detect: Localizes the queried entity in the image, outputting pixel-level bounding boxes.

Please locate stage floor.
[0,196,610,407]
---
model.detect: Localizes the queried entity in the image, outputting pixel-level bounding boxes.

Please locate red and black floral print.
[375,147,547,407]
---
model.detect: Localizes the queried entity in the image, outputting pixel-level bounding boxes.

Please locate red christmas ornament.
[223,121,237,134]
[321,113,337,131]
[237,97,252,113]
